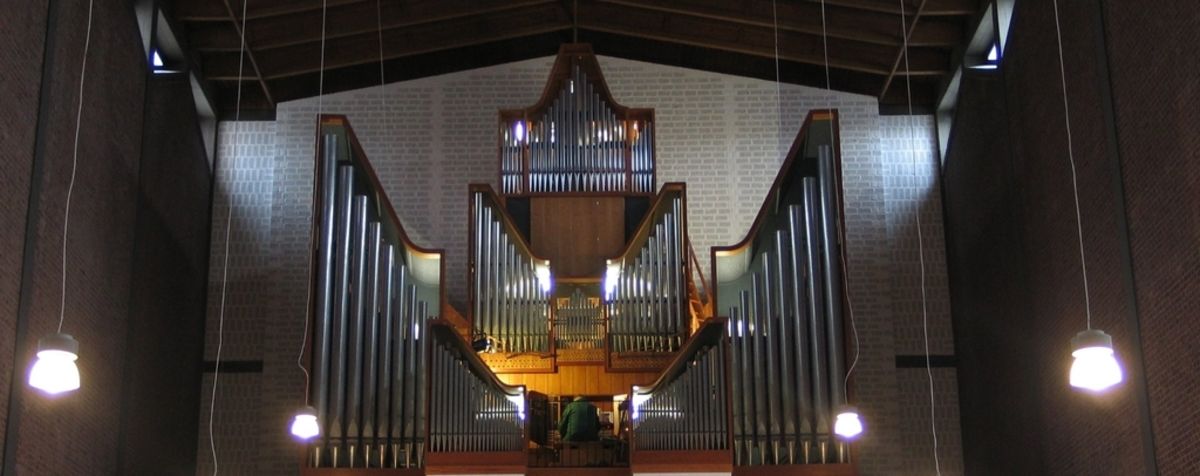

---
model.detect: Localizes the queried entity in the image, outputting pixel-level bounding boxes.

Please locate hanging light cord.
[209,0,250,474]
[1051,0,1093,330]
[771,0,784,161]
[318,0,328,116]
[58,0,95,334]
[898,0,941,474]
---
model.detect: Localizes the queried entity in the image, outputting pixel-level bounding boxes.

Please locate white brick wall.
[200,55,960,476]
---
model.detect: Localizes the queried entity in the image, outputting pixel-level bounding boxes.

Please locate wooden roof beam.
[204,3,572,80]
[177,0,368,22]
[878,0,930,99]
[575,2,948,77]
[820,0,976,17]
[217,0,275,107]
[188,0,556,52]
[597,0,961,47]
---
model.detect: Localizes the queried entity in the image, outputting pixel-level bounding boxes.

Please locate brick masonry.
[201,55,960,475]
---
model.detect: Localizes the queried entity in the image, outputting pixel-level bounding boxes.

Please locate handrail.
[468,183,553,354]
[307,115,443,469]
[710,110,855,467]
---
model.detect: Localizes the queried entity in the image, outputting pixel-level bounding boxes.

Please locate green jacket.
[558,399,600,442]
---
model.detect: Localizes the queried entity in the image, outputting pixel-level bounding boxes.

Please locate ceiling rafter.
[204,3,572,80]
[879,0,930,99]
[178,0,369,22]
[575,2,947,77]
[189,0,556,52]
[597,0,960,47]
[218,0,275,107]
[820,0,975,16]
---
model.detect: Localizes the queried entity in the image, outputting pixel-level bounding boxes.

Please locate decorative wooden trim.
[630,449,732,473]
[424,451,526,474]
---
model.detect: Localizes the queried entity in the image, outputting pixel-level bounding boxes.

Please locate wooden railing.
[712,110,857,471]
[306,116,443,469]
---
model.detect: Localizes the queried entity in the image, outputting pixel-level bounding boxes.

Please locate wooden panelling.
[498,365,658,397]
[631,449,732,473]
[530,196,626,278]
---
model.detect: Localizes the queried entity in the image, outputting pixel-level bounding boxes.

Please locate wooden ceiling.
[167,0,985,117]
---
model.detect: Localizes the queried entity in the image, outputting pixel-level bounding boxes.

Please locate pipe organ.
[714,113,852,468]
[554,288,605,351]
[470,186,552,354]
[499,45,655,196]
[631,321,729,452]
[606,188,688,353]
[428,323,527,453]
[309,117,441,469]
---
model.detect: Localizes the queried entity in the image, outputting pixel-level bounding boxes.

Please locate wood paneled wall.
[497,365,657,397]
[530,197,625,278]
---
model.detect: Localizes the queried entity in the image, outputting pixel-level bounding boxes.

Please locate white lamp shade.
[28,333,80,395]
[290,407,320,440]
[1069,330,1124,392]
[834,407,864,439]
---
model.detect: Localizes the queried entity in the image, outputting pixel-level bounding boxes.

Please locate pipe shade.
[1069,329,1123,392]
[28,333,81,395]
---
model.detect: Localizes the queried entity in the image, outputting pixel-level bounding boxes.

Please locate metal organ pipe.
[309,124,436,469]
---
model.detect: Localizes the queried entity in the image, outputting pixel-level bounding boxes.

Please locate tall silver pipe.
[377,245,395,445]
[329,169,356,448]
[363,225,383,445]
[313,136,341,437]
[802,178,830,435]
[762,251,781,458]
[774,229,797,457]
[817,147,846,408]
[390,266,408,445]
[346,199,370,449]
[787,205,813,437]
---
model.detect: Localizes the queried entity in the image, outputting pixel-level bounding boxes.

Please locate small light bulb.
[290,406,320,440]
[28,333,80,395]
[834,406,864,439]
[1069,330,1123,392]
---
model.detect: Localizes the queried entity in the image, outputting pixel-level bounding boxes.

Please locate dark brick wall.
[942,71,1043,475]
[1101,0,1200,473]
[115,74,213,476]
[945,0,1198,474]
[0,1,213,475]
[0,0,50,467]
